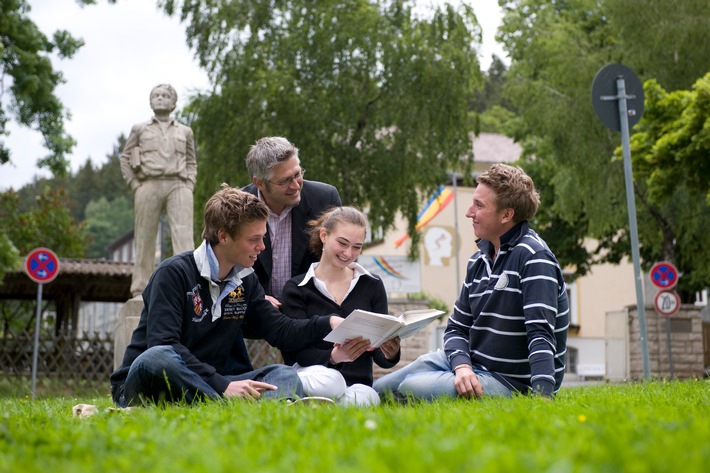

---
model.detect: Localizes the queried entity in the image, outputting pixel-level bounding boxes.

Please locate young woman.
[280,206,401,405]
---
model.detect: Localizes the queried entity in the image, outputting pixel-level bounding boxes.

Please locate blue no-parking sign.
[25,248,60,399]
[649,261,678,290]
[25,247,60,284]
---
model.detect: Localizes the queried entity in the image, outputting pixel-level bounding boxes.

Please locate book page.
[399,309,446,324]
[323,309,401,346]
[393,309,445,340]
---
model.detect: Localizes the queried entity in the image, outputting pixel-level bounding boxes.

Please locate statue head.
[149,84,178,113]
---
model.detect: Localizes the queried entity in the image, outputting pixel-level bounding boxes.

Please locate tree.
[625,75,710,293]
[496,0,710,297]
[8,134,132,260]
[0,0,93,174]
[163,0,482,242]
[496,0,630,271]
[0,0,117,278]
[605,0,710,92]
[0,187,88,258]
[84,195,133,258]
[0,233,19,283]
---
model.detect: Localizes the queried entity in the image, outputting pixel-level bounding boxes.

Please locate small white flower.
[364,419,377,430]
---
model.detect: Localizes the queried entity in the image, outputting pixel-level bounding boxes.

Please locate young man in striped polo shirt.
[374,164,569,400]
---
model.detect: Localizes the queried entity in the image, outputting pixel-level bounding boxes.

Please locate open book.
[324,308,446,348]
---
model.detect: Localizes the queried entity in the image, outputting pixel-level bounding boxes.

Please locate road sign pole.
[665,318,674,379]
[31,283,43,399]
[617,76,651,379]
[24,247,60,399]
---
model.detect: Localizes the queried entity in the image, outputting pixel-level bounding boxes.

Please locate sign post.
[592,63,649,378]
[650,260,680,379]
[24,248,60,399]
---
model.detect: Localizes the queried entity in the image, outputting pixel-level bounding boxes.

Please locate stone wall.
[373,298,445,380]
[628,304,705,379]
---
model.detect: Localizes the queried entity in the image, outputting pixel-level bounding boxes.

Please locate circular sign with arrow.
[649,261,679,290]
[24,247,60,284]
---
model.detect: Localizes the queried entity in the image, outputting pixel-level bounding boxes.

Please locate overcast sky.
[1,0,506,191]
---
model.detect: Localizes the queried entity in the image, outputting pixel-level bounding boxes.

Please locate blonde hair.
[476,164,540,222]
[201,184,269,244]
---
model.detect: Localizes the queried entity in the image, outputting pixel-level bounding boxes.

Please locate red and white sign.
[654,290,680,317]
[24,248,60,284]
[649,261,679,289]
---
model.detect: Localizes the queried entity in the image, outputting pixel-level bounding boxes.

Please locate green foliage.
[0,0,88,175]
[408,292,449,314]
[84,196,133,258]
[477,105,516,134]
[163,0,482,240]
[605,0,710,91]
[0,232,19,283]
[0,380,708,472]
[0,188,88,258]
[9,135,132,261]
[497,0,710,294]
[631,75,710,204]
[620,75,710,293]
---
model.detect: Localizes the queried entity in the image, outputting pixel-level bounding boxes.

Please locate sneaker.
[289,396,336,406]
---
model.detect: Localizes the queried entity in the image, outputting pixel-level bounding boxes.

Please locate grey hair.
[245,136,300,181]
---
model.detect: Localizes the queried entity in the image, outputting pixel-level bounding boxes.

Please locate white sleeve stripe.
[523,302,557,312]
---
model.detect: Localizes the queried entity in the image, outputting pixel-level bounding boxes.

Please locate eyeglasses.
[266,169,306,187]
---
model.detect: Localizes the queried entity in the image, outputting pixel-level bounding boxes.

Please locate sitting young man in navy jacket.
[110,184,341,406]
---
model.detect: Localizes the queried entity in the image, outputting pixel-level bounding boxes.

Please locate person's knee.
[263,364,303,398]
[340,384,380,406]
[134,345,178,372]
[297,365,347,399]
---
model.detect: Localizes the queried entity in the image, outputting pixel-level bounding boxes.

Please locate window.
[564,272,579,327]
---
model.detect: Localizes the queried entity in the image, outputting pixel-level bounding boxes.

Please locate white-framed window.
[433,324,447,351]
[564,272,579,327]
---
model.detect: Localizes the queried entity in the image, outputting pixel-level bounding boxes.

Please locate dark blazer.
[242,180,342,293]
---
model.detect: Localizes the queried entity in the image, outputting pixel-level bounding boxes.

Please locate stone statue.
[120,84,197,297]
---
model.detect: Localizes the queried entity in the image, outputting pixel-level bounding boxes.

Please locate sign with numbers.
[654,290,680,317]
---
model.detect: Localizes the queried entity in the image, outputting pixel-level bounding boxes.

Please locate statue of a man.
[120,84,197,297]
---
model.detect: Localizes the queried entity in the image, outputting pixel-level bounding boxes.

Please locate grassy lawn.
[1,379,708,473]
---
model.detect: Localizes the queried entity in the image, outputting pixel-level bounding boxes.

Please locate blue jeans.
[373,350,512,400]
[116,345,303,407]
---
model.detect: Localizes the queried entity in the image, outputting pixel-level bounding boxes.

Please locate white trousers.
[294,364,380,406]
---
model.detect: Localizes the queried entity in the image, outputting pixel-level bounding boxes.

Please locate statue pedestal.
[113,296,143,370]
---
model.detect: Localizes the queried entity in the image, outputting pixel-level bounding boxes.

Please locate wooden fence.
[0,329,282,394]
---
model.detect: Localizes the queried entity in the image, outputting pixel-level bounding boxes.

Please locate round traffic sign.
[654,290,680,317]
[649,261,679,289]
[591,63,644,131]
[25,247,60,284]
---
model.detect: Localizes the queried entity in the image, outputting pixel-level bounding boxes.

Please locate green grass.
[1,379,708,472]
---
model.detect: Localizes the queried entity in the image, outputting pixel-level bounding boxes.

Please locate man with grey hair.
[242,136,341,308]
[120,84,197,297]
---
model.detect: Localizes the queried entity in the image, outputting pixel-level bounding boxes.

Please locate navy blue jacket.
[110,251,332,395]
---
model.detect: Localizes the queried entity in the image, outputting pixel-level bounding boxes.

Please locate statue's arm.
[185,126,197,190]
[120,124,142,191]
